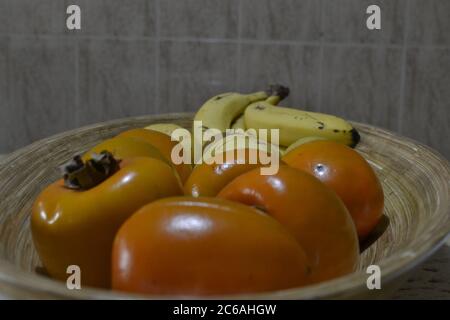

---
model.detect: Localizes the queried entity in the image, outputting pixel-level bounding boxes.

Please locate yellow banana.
[194,91,266,133]
[230,90,288,132]
[244,102,360,147]
[285,136,327,154]
[193,85,289,135]
[144,123,184,137]
[231,115,246,130]
[201,131,283,164]
[192,85,289,163]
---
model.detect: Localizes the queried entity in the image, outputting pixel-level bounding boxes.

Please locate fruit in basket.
[144,123,184,137]
[285,136,327,154]
[218,165,359,283]
[194,85,289,134]
[282,140,384,239]
[145,123,197,165]
[31,152,182,288]
[118,128,192,183]
[112,197,311,295]
[231,114,246,130]
[185,148,276,197]
[192,85,290,148]
[201,131,283,164]
[244,102,360,147]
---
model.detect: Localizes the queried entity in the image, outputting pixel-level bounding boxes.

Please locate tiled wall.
[0,0,448,159]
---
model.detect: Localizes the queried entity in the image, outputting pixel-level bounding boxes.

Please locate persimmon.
[184,148,272,197]
[282,140,384,239]
[112,197,311,295]
[31,153,182,288]
[118,128,192,183]
[218,165,359,283]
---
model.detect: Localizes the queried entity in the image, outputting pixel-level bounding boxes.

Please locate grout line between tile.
[1,33,449,50]
[398,0,411,134]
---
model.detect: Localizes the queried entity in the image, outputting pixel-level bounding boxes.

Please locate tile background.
[0,0,448,159]
[77,39,157,124]
[238,44,321,109]
[158,40,238,113]
[320,46,403,131]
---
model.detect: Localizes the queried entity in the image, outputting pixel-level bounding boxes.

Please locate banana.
[192,91,263,159]
[191,85,289,164]
[230,90,289,132]
[193,85,289,144]
[194,91,266,134]
[231,115,246,130]
[285,136,327,154]
[145,123,197,164]
[244,102,360,147]
[202,131,282,164]
[144,123,185,137]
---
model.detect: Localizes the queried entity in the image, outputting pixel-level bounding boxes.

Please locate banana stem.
[247,91,271,103]
[265,95,282,105]
[266,84,290,102]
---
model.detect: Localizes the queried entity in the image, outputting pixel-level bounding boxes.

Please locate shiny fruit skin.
[282,140,384,239]
[31,157,183,288]
[184,149,267,197]
[112,197,311,295]
[118,128,192,183]
[218,165,359,283]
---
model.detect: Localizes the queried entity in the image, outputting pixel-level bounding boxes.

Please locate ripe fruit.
[184,149,267,197]
[218,165,359,283]
[244,102,360,147]
[282,140,384,239]
[31,154,182,288]
[112,197,311,295]
[285,136,327,154]
[144,123,184,137]
[118,128,192,183]
[192,85,289,149]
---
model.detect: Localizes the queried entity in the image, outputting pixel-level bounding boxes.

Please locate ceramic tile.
[321,46,402,131]
[160,0,238,39]
[238,43,321,110]
[78,39,156,125]
[401,48,450,159]
[241,0,322,41]
[158,40,238,113]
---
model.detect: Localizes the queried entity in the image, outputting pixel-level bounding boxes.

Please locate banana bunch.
[193,85,289,144]
[244,102,360,148]
[191,85,289,160]
[144,84,360,165]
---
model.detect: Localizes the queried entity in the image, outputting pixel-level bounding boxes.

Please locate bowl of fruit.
[0,85,449,299]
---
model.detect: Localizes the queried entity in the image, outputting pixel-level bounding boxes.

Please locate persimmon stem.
[62,151,121,190]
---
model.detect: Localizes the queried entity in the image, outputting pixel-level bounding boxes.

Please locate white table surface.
[0,154,448,299]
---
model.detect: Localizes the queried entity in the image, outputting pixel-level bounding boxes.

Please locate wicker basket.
[0,113,449,299]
